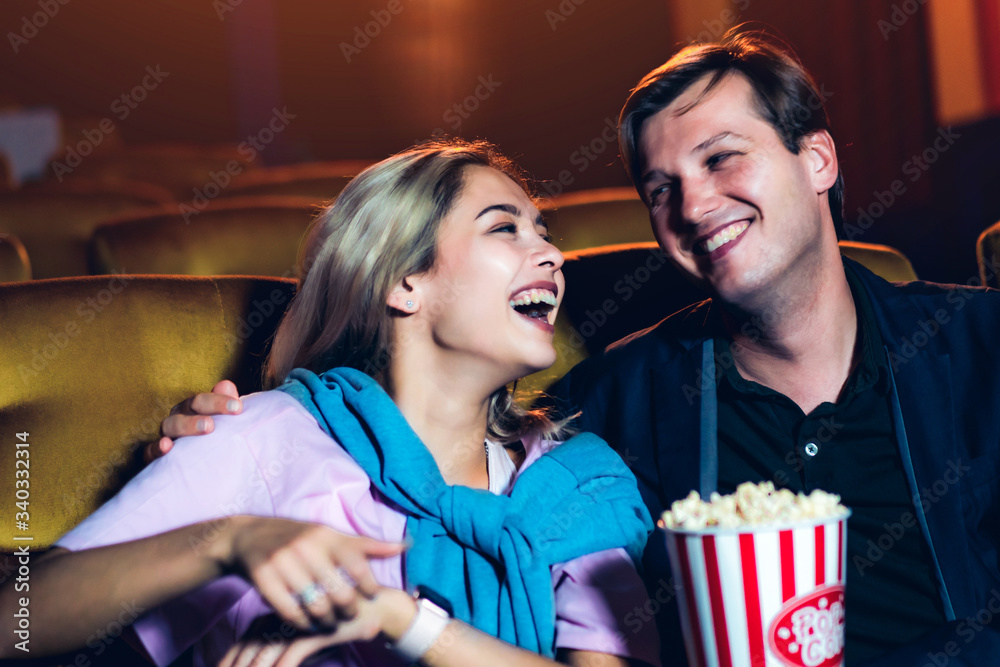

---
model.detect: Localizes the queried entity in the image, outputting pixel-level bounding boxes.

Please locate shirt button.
[804,441,820,457]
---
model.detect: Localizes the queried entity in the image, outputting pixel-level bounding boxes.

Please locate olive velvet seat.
[0,232,31,282]
[217,160,374,204]
[0,179,174,278]
[539,187,653,252]
[0,275,295,553]
[88,196,320,278]
[61,142,259,200]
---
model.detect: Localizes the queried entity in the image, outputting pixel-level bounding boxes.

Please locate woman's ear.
[387,276,419,313]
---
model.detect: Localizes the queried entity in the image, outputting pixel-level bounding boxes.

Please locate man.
[162,29,1000,665]
[546,29,1000,665]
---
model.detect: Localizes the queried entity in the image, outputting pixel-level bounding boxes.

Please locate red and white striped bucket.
[662,513,850,667]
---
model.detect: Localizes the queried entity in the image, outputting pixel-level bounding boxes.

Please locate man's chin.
[708,275,775,314]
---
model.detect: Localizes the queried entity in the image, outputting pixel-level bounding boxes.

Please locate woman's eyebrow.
[475,203,519,219]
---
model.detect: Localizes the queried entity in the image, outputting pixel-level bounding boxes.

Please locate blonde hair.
[265,139,568,443]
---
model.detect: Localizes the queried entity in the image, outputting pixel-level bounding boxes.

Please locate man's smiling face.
[638,72,836,311]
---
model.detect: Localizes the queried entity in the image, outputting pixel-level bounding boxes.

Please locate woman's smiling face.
[413,165,565,382]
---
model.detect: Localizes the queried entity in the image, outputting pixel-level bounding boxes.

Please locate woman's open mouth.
[508,287,557,331]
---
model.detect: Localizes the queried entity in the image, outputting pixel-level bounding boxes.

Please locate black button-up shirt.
[715,265,945,664]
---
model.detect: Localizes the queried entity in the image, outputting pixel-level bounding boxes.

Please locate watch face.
[415,584,454,616]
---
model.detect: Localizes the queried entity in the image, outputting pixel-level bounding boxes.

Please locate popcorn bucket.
[662,512,850,667]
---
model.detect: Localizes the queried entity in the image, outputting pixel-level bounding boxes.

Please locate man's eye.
[648,184,671,203]
[707,151,738,168]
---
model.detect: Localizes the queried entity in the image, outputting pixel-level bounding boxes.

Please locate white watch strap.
[391,597,451,663]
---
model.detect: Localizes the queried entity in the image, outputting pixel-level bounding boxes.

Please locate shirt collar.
[843,259,890,397]
[715,259,889,400]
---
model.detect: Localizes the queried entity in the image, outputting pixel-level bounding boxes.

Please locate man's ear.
[386,276,419,313]
[804,130,839,193]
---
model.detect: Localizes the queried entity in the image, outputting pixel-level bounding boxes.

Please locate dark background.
[1,0,997,282]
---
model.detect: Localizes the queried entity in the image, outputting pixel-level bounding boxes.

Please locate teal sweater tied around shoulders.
[278,367,652,657]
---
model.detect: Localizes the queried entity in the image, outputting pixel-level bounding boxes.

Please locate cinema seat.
[218,160,374,203]
[61,143,258,199]
[0,232,31,282]
[0,179,174,278]
[977,220,1000,289]
[838,240,917,282]
[88,196,320,277]
[539,187,653,251]
[0,275,295,552]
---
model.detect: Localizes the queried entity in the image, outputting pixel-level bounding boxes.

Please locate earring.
[405,300,414,309]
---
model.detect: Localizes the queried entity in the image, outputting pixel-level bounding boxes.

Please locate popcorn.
[660,481,847,530]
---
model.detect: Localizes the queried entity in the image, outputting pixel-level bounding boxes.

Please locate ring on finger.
[297,582,326,607]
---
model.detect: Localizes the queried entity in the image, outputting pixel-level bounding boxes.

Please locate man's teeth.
[509,289,557,309]
[703,221,750,253]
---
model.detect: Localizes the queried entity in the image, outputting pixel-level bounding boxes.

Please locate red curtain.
[977,0,1000,112]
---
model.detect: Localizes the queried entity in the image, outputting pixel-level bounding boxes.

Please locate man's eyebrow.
[639,131,753,185]
[693,131,750,152]
[640,168,668,188]
[475,203,519,219]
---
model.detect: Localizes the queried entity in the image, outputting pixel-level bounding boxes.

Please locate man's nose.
[679,176,722,225]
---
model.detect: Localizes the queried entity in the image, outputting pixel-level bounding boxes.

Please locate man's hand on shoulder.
[145,380,244,463]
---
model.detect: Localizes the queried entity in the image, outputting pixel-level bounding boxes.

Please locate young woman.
[0,140,658,667]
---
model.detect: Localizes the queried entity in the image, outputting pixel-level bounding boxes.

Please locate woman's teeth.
[509,289,557,309]
[702,220,750,253]
[509,288,557,320]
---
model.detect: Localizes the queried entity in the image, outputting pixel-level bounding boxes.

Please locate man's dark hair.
[619,26,845,231]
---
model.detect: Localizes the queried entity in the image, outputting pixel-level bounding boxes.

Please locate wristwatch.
[389,585,453,663]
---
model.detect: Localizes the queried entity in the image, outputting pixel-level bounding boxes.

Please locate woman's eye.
[492,223,517,234]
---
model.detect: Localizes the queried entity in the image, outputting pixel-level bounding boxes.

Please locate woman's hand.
[223,517,408,633]
[217,613,377,667]
[218,582,644,667]
[219,589,416,667]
